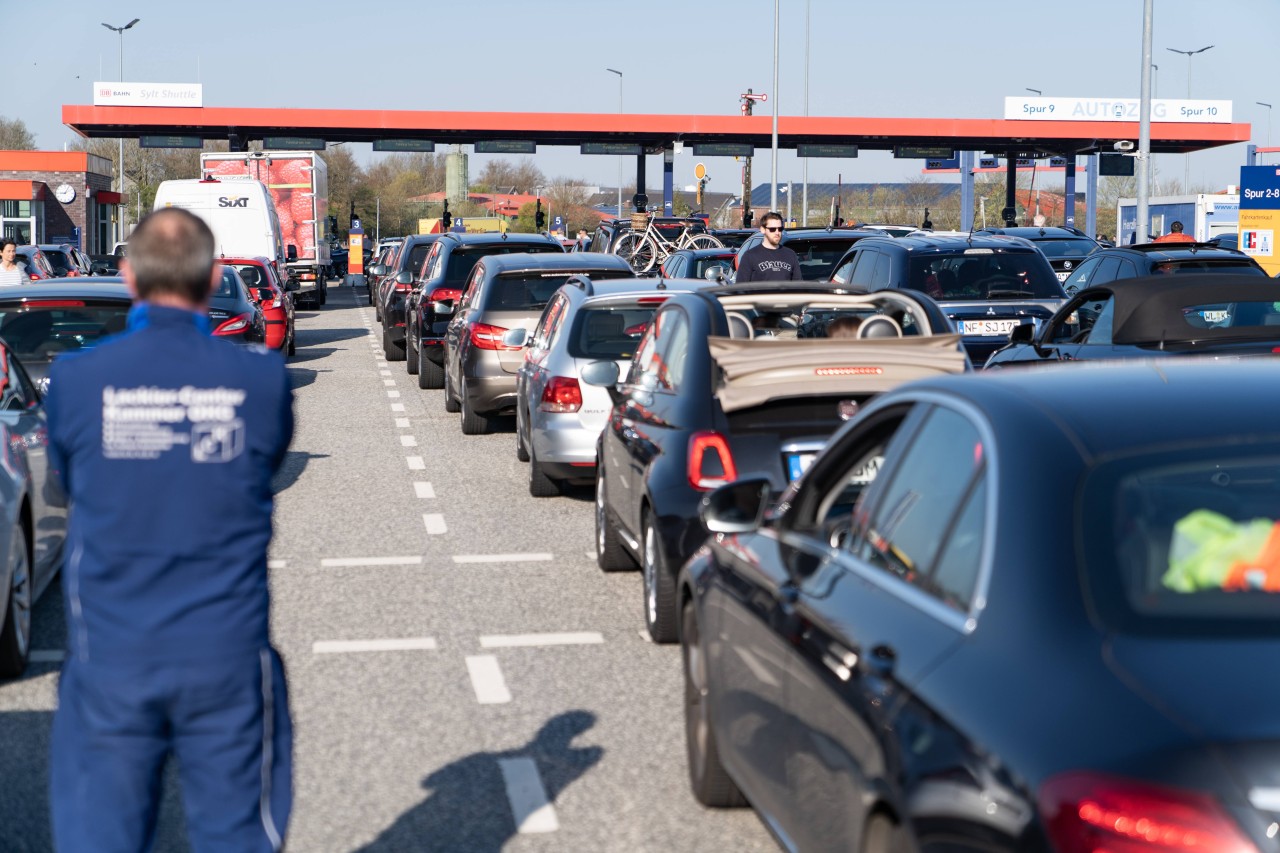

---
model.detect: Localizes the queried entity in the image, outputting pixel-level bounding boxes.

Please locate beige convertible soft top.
[709,334,968,412]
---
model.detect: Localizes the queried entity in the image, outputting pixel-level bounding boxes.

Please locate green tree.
[0,117,37,150]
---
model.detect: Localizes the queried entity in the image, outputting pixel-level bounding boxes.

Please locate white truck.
[1116,191,1240,245]
[200,151,330,307]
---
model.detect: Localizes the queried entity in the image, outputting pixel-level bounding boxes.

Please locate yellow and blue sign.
[1240,166,1280,276]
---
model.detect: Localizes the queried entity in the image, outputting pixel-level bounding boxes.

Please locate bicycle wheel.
[619,233,658,273]
[614,233,647,273]
[687,235,725,250]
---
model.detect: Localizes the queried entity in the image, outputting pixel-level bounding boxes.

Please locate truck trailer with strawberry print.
[200,151,331,307]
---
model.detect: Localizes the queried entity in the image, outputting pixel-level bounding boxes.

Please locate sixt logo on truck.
[218,197,250,208]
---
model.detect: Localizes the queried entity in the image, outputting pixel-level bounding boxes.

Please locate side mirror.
[285,279,299,292]
[1008,323,1035,344]
[700,477,772,534]
[395,271,414,285]
[256,287,274,303]
[287,245,298,261]
[704,266,726,283]
[580,360,621,388]
[434,300,456,315]
[501,328,529,348]
[370,264,387,277]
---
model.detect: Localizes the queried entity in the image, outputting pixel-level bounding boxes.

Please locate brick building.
[0,151,120,253]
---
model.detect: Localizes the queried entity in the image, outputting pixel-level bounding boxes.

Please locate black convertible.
[985,273,1280,367]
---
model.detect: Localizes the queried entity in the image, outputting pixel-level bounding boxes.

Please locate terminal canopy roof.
[62,106,1248,155]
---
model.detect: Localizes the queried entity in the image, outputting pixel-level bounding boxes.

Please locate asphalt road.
[0,284,778,853]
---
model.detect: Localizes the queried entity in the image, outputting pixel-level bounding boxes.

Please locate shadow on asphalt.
[272,450,330,495]
[283,347,337,365]
[296,327,368,347]
[355,710,603,853]
[286,367,329,391]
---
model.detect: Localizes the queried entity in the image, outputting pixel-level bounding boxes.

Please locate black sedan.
[680,360,1280,853]
[985,274,1280,367]
[209,267,267,346]
[586,283,966,642]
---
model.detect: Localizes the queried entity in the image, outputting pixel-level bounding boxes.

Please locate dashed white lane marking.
[380,370,392,377]
[414,482,436,499]
[401,435,418,447]
[465,655,512,704]
[388,390,401,398]
[498,757,560,834]
[28,649,66,663]
[395,418,411,428]
[452,553,555,564]
[383,379,396,387]
[313,638,437,654]
[407,456,425,470]
[320,556,424,567]
[480,632,604,649]
[391,403,406,412]
[268,559,287,569]
[423,513,447,535]
[583,550,595,559]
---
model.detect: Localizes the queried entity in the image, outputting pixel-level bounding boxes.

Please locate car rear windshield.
[1159,260,1265,275]
[406,242,435,276]
[42,250,73,272]
[443,245,562,288]
[785,238,863,281]
[1033,238,1098,258]
[1086,450,1280,636]
[228,264,269,289]
[567,304,659,360]
[214,270,247,298]
[0,301,131,360]
[908,251,1064,300]
[481,273,624,312]
[694,256,736,279]
[1177,300,1280,331]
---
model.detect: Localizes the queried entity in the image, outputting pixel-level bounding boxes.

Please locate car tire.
[683,598,746,808]
[515,406,530,462]
[596,472,634,572]
[0,521,32,679]
[406,333,420,375]
[383,328,406,362]
[318,284,327,307]
[375,300,382,323]
[643,510,679,643]
[528,449,561,498]
[459,383,492,435]
[442,366,462,412]
[286,324,296,357]
[421,348,446,391]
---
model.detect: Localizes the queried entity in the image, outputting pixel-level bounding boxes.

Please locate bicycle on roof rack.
[613,215,724,274]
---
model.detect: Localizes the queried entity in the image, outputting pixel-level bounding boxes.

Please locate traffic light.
[442,200,452,230]
[535,199,546,231]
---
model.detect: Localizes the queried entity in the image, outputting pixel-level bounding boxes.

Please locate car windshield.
[444,246,562,288]
[1091,452,1280,636]
[568,304,661,359]
[0,301,131,361]
[907,252,1064,299]
[785,238,863,280]
[1033,238,1098,257]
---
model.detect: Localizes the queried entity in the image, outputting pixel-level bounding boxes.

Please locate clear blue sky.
[10,0,1279,193]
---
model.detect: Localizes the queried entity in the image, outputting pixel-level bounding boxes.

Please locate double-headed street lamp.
[1167,45,1214,191]
[102,17,140,239]
[606,68,623,218]
[1258,101,1273,148]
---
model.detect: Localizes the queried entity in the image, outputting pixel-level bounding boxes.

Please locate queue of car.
[376,216,1280,852]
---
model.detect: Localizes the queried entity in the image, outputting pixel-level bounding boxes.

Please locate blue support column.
[959,150,975,231]
[1248,144,1258,167]
[663,148,674,216]
[1064,157,1077,229]
[1085,154,1099,239]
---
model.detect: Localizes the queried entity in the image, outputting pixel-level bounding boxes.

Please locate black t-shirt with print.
[736,243,802,282]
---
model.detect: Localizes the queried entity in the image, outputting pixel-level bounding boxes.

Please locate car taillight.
[394,280,414,293]
[688,431,737,491]
[429,288,462,303]
[1039,772,1257,853]
[28,273,42,281]
[214,313,251,335]
[539,376,582,413]
[469,323,520,351]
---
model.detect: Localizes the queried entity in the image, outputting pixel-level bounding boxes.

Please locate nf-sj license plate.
[959,319,1021,336]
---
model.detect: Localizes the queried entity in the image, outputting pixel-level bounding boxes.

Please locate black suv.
[732,227,883,282]
[829,234,1067,365]
[1059,242,1265,295]
[373,234,442,360]
[405,232,564,387]
[972,226,1099,283]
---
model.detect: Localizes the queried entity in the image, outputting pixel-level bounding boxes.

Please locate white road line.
[380,370,392,376]
[391,403,405,412]
[395,418,411,428]
[313,638,437,654]
[319,556,424,567]
[400,435,418,447]
[407,456,425,470]
[452,553,555,564]
[28,649,66,663]
[383,379,396,387]
[423,513,447,535]
[498,757,559,834]
[465,655,511,704]
[414,481,436,499]
[480,632,604,649]
[387,390,401,398]
[583,550,595,559]
[268,559,287,569]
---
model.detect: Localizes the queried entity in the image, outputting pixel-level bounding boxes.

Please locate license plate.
[959,319,1021,336]
[1056,271,1070,282]
[786,452,817,481]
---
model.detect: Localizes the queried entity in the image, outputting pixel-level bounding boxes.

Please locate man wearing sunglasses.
[736,211,802,283]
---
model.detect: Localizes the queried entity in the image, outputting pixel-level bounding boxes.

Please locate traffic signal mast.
[740,90,767,228]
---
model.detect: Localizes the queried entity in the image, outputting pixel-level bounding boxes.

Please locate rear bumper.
[462,362,519,415]
[530,414,603,466]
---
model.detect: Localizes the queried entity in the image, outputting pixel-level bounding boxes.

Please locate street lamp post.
[1025,88,1042,97]
[606,68,623,221]
[770,0,780,212]
[102,18,140,243]
[801,0,810,226]
[1167,44,1214,192]
[1258,101,1273,148]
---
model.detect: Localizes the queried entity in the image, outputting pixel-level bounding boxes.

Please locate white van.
[152,178,292,269]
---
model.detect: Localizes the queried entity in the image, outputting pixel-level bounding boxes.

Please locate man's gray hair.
[127,208,216,303]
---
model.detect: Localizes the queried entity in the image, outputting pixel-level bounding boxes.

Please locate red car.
[223,256,295,356]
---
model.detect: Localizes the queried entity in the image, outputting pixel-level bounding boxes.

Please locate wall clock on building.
[54,183,76,204]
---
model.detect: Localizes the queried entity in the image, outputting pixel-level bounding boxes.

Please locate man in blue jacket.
[45,207,294,851]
